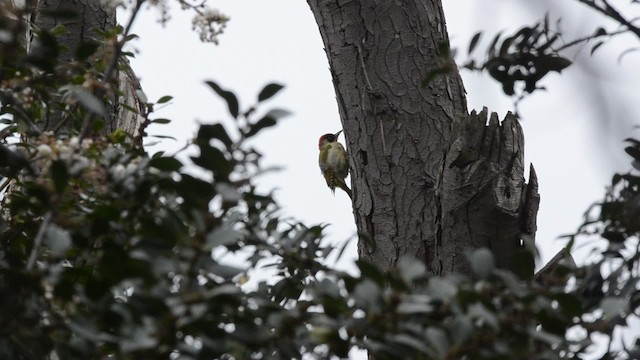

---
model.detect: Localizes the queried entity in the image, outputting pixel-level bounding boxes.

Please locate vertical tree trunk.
[30,0,143,136]
[307,0,539,276]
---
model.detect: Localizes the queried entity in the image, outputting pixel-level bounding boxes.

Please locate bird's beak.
[334,130,343,138]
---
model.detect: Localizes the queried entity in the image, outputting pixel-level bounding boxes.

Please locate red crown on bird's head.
[318,130,343,149]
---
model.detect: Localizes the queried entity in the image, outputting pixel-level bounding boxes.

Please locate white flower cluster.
[32,134,127,194]
[43,138,95,181]
[109,157,144,189]
[192,8,230,44]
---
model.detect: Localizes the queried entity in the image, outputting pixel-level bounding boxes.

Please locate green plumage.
[318,132,352,199]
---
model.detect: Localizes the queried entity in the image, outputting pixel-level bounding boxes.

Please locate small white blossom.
[69,136,80,148]
[192,8,229,44]
[125,162,138,175]
[36,144,52,157]
[111,164,126,181]
[57,145,72,161]
[69,156,91,174]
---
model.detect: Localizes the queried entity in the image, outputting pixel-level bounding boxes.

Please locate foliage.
[0,2,639,360]
[462,17,572,96]
[444,1,640,103]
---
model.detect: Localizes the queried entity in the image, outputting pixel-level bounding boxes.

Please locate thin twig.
[577,0,640,41]
[556,27,627,53]
[26,210,52,270]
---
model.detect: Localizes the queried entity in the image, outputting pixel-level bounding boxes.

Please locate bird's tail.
[337,180,353,200]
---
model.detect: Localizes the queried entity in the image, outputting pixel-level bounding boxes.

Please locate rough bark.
[307,0,539,276]
[30,0,144,137]
[442,108,539,275]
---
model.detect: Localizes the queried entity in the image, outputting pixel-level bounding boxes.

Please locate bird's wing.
[318,145,329,173]
[328,143,348,178]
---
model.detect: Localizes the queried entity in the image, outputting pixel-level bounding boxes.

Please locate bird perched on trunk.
[318,130,352,199]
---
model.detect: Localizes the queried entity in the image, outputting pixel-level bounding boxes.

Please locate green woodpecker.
[318,130,352,199]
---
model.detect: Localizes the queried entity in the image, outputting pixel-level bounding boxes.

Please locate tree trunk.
[30,0,143,136]
[307,0,539,276]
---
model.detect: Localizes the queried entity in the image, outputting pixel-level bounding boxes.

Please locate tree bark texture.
[31,0,116,62]
[30,0,144,137]
[307,0,539,276]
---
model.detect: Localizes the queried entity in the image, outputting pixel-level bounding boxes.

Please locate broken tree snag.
[437,108,539,277]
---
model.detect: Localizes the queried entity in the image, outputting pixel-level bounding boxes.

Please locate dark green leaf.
[51,160,69,193]
[422,65,453,86]
[468,303,499,330]
[511,248,535,280]
[468,32,482,54]
[601,297,625,319]
[28,30,59,72]
[245,109,291,138]
[198,123,233,149]
[151,118,171,124]
[258,83,285,102]
[538,310,566,335]
[69,87,106,116]
[553,293,583,317]
[246,118,275,138]
[0,144,29,177]
[625,146,640,161]
[425,327,449,357]
[356,260,385,286]
[206,226,242,248]
[396,301,433,315]
[150,135,177,140]
[208,264,244,280]
[602,231,625,243]
[178,174,215,207]
[75,40,99,61]
[612,173,622,187]
[156,95,173,104]
[594,27,607,36]
[538,55,572,72]
[451,316,472,346]
[625,137,640,146]
[499,35,514,56]
[124,33,139,42]
[205,80,239,118]
[191,146,232,180]
[149,157,183,172]
[488,31,503,56]
[591,41,605,55]
[469,247,494,280]
[393,334,432,355]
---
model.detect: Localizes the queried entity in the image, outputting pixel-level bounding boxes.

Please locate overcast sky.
[126,0,638,270]
[119,1,640,358]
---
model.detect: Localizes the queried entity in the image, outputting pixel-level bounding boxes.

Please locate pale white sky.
[125,0,640,358]
[128,0,636,267]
